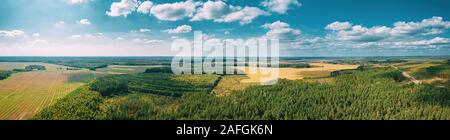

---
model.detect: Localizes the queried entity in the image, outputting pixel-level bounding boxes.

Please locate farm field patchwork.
[0,62,91,120]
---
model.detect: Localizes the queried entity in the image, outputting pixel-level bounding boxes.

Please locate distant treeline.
[0,57,173,71]
[0,71,12,80]
[0,65,46,80]
[331,65,377,77]
[144,67,173,73]
[13,65,46,72]
[368,59,408,64]
[279,63,311,68]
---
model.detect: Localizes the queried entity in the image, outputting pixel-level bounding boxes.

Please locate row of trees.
[279,63,311,68]
[144,67,173,73]
[12,65,46,72]
[0,65,47,80]
[25,65,46,70]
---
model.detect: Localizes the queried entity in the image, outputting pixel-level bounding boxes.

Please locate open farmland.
[236,63,359,83]
[0,62,90,120]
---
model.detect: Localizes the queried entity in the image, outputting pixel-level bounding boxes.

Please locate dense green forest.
[34,67,450,120]
[144,67,173,73]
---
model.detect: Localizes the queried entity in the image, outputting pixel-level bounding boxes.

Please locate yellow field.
[0,62,86,120]
[236,63,359,83]
[212,75,256,96]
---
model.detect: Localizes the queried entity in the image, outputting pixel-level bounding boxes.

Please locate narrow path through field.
[391,65,421,85]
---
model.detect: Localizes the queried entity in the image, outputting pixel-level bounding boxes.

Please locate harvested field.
[0,62,88,120]
[235,63,359,83]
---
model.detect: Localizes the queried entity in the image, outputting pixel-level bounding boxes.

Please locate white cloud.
[191,0,231,21]
[32,33,40,37]
[106,0,139,17]
[143,39,164,44]
[77,19,91,25]
[149,0,200,21]
[0,30,26,37]
[192,1,268,25]
[70,34,82,39]
[401,37,450,46]
[325,17,450,42]
[349,37,450,49]
[262,21,301,42]
[164,25,192,34]
[54,21,65,28]
[137,1,153,14]
[295,37,323,46]
[69,33,103,39]
[219,7,269,25]
[139,28,151,32]
[325,21,352,31]
[262,20,290,29]
[67,0,91,4]
[335,25,392,42]
[134,0,269,24]
[131,28,151,33]
[30,39,48,44]
[391,16,450,36]
[261,0,301,14]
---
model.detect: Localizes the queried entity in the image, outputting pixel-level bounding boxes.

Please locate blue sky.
[0,0,450,56]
